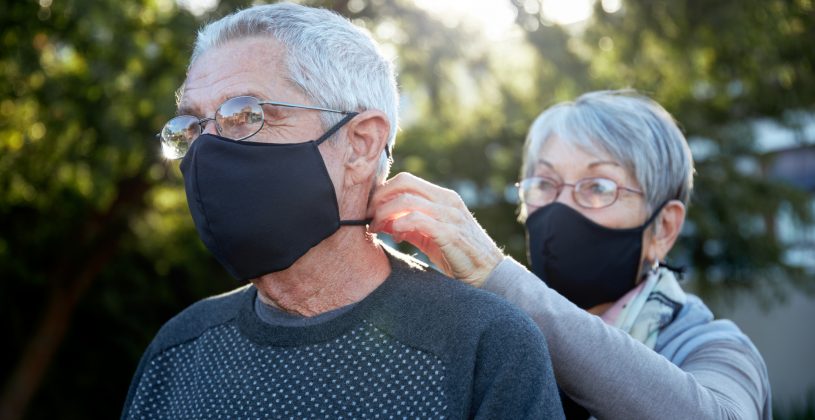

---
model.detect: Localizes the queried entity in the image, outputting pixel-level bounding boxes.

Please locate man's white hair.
[190,2,397,183]
[520,90,695,221]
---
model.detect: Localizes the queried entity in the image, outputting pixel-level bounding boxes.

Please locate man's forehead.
[176,37,289,115]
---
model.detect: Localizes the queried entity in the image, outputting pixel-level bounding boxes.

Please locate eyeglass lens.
[574,178,618,208]
[161,115,199,159]
[215,96,264,140]
[160,96,266,159]
[520,177,620,209]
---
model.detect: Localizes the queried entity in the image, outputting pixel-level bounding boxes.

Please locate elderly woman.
[369,90,771,419]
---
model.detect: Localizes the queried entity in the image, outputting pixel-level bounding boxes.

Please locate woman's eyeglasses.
[517,176,643,209]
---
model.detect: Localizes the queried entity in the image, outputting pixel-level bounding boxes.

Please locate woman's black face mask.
[525,202,665,309]
[180,113,370,281]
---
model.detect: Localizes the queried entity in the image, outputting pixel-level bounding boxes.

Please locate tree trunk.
[0,176,151,420]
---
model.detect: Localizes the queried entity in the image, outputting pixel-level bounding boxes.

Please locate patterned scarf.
[611,267,687,349]
[561,267,689,420]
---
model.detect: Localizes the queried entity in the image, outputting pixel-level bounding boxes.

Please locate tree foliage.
[1,0,812,418]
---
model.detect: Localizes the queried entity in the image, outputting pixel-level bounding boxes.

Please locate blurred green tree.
[0,0,230,418]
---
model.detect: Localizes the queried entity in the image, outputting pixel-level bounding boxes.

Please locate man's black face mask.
[180,113,369,281]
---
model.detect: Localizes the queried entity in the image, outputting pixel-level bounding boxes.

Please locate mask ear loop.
[644,200,687,280]
[642,200,669,229]
[312,112,379,227]
[314,112,359,145]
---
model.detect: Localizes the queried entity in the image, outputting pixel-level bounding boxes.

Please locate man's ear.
[645,200,686,262]
[344,109,390,186]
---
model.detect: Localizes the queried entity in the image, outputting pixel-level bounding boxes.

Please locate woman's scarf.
[611,267,687,349]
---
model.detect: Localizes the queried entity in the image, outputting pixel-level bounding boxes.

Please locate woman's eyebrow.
[587,160,622,169]
[537,160,621,169]
[536,159,554,168]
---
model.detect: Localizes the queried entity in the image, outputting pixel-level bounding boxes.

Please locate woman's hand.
[368,172,504,287]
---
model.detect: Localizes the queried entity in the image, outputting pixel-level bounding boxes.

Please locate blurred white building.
[713,114,815,414]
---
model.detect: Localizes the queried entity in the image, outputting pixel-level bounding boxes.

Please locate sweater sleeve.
[469,310,565,419]
[482,256,770,420]
[120,341,157,420]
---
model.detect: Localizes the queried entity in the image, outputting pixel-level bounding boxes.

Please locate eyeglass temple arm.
[257,101,351,114]
[620,186,644,195]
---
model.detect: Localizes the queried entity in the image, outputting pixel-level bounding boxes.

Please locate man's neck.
[252,229,391,317]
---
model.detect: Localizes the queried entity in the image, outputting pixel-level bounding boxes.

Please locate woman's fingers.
[371,172,464,212]
[370,192,462,235]
[386,210,458,275]
[368,172,504,287]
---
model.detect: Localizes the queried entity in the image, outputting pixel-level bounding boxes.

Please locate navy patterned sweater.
[121,251,564,419]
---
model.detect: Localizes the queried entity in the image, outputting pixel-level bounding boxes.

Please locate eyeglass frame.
[155,95,358,156]
[516,176,644,209]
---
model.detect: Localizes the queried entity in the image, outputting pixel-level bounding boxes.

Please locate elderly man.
[121,3,563,419]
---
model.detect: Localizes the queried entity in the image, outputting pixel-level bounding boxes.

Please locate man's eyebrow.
[175,92,277,117]
[176,103,199,117]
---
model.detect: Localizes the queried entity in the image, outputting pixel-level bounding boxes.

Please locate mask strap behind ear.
[315,112,381,228]
[314,112,392,160]
[643,200,670,228]
[314,112,359,146]
[647,200,687,279]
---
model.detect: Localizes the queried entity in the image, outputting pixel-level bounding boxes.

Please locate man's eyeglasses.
[157,95,353,159]
[517,176,643,209]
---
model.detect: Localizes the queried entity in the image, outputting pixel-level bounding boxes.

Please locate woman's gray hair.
[520,90,694,220]
[190,2,398,183]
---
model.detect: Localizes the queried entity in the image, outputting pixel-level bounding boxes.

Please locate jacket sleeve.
[482,256,771,420]
[469,309,565,419]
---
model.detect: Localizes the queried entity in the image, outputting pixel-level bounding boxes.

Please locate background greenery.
[1,0,813,418]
